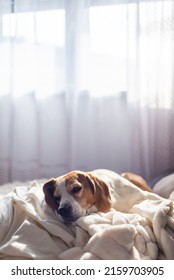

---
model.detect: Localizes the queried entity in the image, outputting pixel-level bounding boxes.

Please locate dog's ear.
[43,179,59,210]
[86,173,111,212]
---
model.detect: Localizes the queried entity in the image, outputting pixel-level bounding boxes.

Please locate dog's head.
[43,171,111,223]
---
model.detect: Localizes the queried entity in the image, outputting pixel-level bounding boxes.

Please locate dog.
[120,172,152,193]
[43,169,152,223]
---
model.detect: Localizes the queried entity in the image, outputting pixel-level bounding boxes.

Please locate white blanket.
[0,177,174,260]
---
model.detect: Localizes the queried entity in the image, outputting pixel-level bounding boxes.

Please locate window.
[88,5,128,96]
[0,9,65,97]
[0,0,173,104]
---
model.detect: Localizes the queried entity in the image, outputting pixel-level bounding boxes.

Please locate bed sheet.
[0,177,174,260]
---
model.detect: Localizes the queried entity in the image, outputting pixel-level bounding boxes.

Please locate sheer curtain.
[0,0,174,184]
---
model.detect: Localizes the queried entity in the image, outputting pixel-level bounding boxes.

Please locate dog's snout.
[58,204,72,218]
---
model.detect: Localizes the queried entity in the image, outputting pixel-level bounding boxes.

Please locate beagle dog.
[43,169,152,223]
[120,172,152,193]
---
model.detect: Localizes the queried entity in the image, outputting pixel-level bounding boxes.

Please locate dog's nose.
[58,205,72,218]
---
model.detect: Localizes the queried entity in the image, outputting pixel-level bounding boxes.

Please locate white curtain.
[0,0,174,184]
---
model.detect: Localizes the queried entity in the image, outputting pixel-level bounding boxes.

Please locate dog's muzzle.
[55,203,77,223]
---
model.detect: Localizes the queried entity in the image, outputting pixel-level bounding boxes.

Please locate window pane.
[36,10,65,46]
[88,5,128,96]
[0,10,65,97]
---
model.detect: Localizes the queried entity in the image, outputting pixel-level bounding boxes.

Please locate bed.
[0,172,174,260]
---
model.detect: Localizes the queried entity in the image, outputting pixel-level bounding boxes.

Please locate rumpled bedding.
[0,177,174,260]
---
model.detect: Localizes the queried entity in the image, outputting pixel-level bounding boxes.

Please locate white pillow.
[153,173,174,199]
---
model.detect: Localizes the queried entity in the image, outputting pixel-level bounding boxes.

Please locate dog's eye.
[71,186,82,194]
